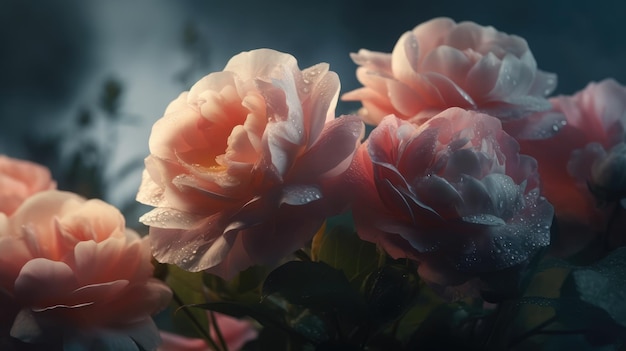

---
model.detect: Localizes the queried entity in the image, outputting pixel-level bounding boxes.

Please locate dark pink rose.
[514,79,626,254]
[0,155,56,215]
[350,108,552,291]
[517,79,626,226]
[342,17,556,125]
[0,191,171,350]
[136,49,364,279]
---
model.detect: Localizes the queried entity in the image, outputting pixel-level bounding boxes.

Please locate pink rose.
[0,155,56,215]
[0,190,172,350]
[515,79,626,253]
[350,109,552,291]
[342,17,557,125]
[137,49,364,279]
[159,313,257,351]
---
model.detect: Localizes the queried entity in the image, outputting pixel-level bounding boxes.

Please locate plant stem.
[508,315,556,348]
[294,249,311,262]
[172,291,222,351]
[209,310,229,351]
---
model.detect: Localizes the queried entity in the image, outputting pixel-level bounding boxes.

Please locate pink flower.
[350,109,552,291]
[515,79,626,251]
[137,49,364,279]
[342,17,557,125]
[0,155,56,215]
[0,190,172,350]
[159,313,257,351]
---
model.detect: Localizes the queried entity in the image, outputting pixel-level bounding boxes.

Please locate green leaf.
[262,261,364,315]
[310,225,378,282]
[165,265,209,338]
[393,283,445,343]
[362,264,419,326]
[567,247,626,328]
[511,248,626,348]
[203,265,270,301]
[405,303,485,351]
[289,310,330,344]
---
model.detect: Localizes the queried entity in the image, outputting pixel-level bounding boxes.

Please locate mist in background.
[1,0,624,227]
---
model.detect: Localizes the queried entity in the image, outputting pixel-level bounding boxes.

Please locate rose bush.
[137,49,364,279]
[349,108,553,292]
[0,190,171,350]
[342,17,557,126]
[0,155,56,215]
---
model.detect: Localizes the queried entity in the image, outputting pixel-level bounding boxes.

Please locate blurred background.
[1,0,625,227]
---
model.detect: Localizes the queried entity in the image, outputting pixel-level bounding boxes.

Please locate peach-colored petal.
[73,237,148,285]
[0,235,32,291]
[290,115,364,180]
[148,214,233,272]
[57,198,126,243]
[14,259,78,307]
[391,31,420,84]
[412,17,455,55]
[302,69,340,148]
[0,156,56,216]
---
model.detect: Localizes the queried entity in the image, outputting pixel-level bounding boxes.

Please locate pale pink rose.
[350,109,552,291]
[0,155,56,215]
[342,17,557,126]
[0,190,172,350]
[136,49,364,279]
[515,79,626,253]
[159,313,257,351]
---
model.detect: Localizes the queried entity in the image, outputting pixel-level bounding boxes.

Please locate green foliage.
[185,223,626,350]
[506,248,626,350]
[262,260,364,317]
[405,302,488,351]
[567,247,626,328]
[310,224,378,282]
[362,264,419,326]
[165,265,209,338]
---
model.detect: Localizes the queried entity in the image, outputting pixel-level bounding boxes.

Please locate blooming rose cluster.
[3,14,624,350]
[134,20,568,296]
[335,17,626,292]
